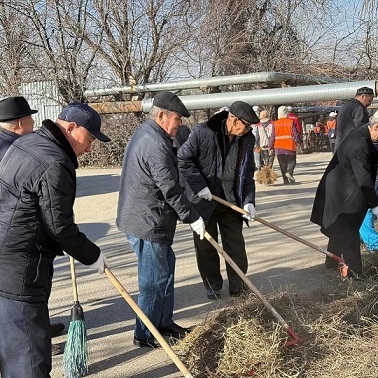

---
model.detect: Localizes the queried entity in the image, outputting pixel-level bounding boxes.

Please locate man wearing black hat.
[177,101,258,300]
[334,86,374,151]
[0,96,37,160]
[0,102,110,377]
[117,91,205,349]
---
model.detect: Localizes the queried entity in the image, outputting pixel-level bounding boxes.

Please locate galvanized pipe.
[141,80,377,113]
[84,72,344,97]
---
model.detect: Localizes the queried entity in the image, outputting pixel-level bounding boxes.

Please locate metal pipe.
[141,80,377,113]
[84,71,344,97]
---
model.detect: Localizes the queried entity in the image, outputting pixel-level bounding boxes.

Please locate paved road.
[50,151,331,378]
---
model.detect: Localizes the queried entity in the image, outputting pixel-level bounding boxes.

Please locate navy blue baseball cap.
[58,102,111,142]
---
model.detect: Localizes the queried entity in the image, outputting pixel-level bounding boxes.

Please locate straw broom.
[63,257,89,378]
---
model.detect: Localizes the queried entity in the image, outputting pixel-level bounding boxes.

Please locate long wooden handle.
[203,231,289,329]
[104,267,194,378]
[69,256,79,302]
[211,194,343,262]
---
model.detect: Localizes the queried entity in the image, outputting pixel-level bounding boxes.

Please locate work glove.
[372,206,378,217]
[88,251,108,274]
[243,203,256,221]
[197,187,212,201]
[190,216,206,240]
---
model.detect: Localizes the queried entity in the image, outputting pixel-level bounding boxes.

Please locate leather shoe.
[157,322,191,340]
[133,335,160,349]
[51,344,63,356]
[51,322,65,338]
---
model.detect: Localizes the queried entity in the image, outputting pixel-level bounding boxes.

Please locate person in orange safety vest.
[272,106,301,184]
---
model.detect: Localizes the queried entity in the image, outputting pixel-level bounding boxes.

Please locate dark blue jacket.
[177,111,256,222]
[0,127,18,160]
[0,120,100,303]
[116,118,199,244]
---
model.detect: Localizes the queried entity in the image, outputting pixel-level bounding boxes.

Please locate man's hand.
[197,187,212,201]
[243,203,256,221]
[190,216,206,240]
[88,251,108,274]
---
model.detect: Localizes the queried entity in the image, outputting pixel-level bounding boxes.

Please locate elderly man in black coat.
[311,120,378,277]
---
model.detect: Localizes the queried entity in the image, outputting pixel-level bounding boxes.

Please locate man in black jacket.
[117,91,205,349]
[0,103,110,378]
[311,120,378,278]
[334,86,374,151]
[177,101,258,299]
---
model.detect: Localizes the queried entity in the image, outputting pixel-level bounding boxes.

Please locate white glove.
[88,251,108,274]
[243,203,256,221]
[197,187,212,201]
[190,216,206,240]
[372,206,378,216]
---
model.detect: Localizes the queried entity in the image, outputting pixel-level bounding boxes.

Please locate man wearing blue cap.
[0,102,110,377]
[178,101,258,300]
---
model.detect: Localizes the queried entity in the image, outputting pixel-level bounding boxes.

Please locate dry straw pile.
[174,253,378,377]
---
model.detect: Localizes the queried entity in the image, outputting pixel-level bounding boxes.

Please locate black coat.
[311,125,378,236]
[0,127,18,160]
[0,120,100,303]
[116,119,198,244]
[335,98,370,150]
[177,111,256,222]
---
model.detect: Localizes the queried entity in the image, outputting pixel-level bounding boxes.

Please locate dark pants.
[277,154,296,182]
[0,296,51,378]
[260,149,275,168]
[326,220,363,275]
[194,203,247,294]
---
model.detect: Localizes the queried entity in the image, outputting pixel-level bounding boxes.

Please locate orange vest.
[273,118,296,151]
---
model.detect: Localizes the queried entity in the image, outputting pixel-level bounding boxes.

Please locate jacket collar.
[39,119,78,168]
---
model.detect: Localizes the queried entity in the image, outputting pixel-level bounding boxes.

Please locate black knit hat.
[0,96,38,122]
[229,101,259,124]
[153,91,190,117]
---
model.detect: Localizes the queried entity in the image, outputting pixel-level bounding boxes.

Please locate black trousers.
[326,220,363,275]
[194,203,248,294]
[277,154,296,182]
[0,296,51,378]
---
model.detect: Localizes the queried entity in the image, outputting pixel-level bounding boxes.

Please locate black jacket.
[0,120,100,303]
[335,98,370,150]
[116,119,198,244]
[311,125,378,236]
[177,111,256,222]
[0,127,18,160]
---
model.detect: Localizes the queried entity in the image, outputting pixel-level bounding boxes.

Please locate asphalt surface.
[49,151,332,378]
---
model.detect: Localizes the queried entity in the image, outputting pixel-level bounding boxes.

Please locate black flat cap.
[153,91,190,117]
[356,87,374,96]
[0,96,38,122]
[229,101,259,124]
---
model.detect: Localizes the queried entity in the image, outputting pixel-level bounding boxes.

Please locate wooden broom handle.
[104,267,194,378]
[69,256,79,302]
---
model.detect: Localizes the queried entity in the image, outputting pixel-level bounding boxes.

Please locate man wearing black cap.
[177,101,258,300]
[0,96,37,160]
[0,102,110,377]
[117,91,205,349]
[335,86,374,151]
[0,96,67,356]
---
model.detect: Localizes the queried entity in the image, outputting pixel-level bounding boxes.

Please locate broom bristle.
[255,166,278,185]
[63,317,88,377]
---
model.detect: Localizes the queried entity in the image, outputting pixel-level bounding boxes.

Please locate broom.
[63,257,89,378]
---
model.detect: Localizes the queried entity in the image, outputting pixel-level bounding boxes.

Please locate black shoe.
[324,256,339,270]
[133,335,160,349]
[206,289,221,300]
[157,323,192,340]
[50,322,65,338]
[51,344,63,356]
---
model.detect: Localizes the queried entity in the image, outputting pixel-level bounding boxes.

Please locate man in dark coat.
[116,91,205,349]
[177,101,258,299]
[311,120,378,277]
[334,86,374,150]
[0,103,110,378]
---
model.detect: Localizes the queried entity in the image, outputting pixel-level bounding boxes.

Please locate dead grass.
[173,253,378,377]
